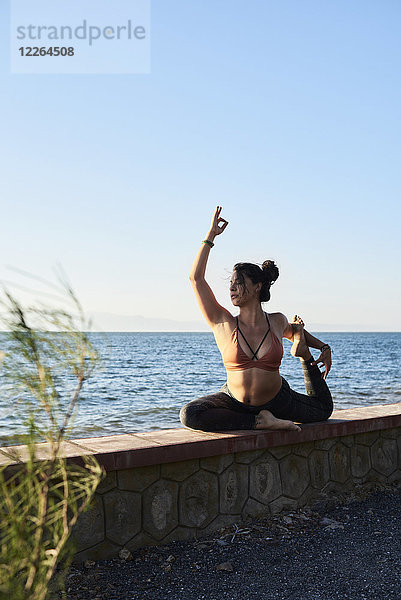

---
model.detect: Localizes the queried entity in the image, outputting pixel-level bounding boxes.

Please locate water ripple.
[0,331,400,445]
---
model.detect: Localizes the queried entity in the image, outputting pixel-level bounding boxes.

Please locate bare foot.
[292,314,305,326]
[290,320,312,360]
[255,410,301,431]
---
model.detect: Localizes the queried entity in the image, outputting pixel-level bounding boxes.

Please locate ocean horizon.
[0,331,400,446]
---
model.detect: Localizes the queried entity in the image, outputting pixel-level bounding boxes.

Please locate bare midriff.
[227,368,282,406]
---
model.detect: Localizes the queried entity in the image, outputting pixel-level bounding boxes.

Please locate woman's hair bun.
[261,260,279,284]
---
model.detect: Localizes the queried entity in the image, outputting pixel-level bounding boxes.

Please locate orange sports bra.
[222,313,283,372]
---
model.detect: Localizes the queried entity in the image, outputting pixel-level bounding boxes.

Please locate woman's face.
[229,272,260,306]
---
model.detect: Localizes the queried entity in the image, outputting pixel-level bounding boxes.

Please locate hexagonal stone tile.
[118,465,160,492]
[179,470,219,528]
[269,496,299,515]
[356,431,379,447]
[388,470,401,486]
[197,513,239,536]
[219,463,248,514]
[143,479,179,540]
[363,470,388,484]
[321,478,355,497]
[249,455,282,504]
[126,531,159,552]
[96,471,117,494]
[73,494,104,553]
[350,445,371,478]
[161,459,200,481]
[371,438,398,476]
[242,497,270,518]
[280,454,310,498]
[104,489,141,545]
[381,428,400,439]
[201,454,234,472]
[268,446,291,460]
[73,539,120,564]
[340,435,354,448]
[298,486,317,507]
[159,525,197,544]
[314,439,336,451]
[329,442,350,483]
[308,450,330,489]
[235,449,265,464]
[290,442,315,457]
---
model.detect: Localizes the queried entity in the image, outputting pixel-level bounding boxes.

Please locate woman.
[180,206,333,432]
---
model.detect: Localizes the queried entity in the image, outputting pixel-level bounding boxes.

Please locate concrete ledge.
[1,403,400,470]
[1,403,400,561]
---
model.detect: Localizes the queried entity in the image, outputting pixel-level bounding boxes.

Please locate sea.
[0,332,400,446]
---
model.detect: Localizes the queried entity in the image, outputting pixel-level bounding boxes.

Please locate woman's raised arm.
[189,206,231,328]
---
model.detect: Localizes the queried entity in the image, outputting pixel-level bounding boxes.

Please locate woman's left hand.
[312,348,332,380]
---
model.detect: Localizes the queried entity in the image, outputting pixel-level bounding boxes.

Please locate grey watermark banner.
[11,0,150,74]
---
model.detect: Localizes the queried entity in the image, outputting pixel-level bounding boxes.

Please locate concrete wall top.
[1,402,400,472]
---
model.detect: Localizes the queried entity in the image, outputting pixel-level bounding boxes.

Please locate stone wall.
[73,425,401,562]
[1,402,400,562]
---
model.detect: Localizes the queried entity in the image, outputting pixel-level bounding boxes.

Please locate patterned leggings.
[179,357,333,432]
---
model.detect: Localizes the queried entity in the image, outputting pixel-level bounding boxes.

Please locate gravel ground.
[61,485,401,600]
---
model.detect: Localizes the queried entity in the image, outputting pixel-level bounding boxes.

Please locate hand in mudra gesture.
[209,206,228,237]
[312,348,332,380]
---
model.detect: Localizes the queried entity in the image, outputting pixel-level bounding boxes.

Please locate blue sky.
[1,0,400,331]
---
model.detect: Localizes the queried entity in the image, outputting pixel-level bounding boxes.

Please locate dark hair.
[232,260,279,302]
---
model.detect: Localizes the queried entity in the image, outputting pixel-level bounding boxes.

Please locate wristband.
[320,344,331,353]
[202,239,214,247]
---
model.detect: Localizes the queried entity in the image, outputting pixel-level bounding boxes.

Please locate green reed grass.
[0,281,104,600]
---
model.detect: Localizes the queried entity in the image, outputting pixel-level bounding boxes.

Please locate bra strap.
[237,314,270,360]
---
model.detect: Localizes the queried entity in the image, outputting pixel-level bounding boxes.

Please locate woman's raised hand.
[208,206,228,239]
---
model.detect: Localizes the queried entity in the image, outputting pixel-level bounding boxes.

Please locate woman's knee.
[314,387,333,421]
[322,391,334,420]
[322,403,334,421]
[179,403,194,428]
[315,399,333,422]
[179,402,205,430]
[180,392,232,431]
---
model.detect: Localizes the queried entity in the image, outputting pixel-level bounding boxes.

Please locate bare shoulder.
[267,312,288,327]
[267,312,290,337]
